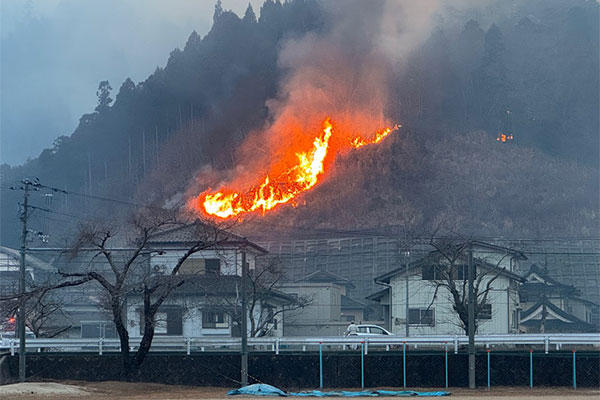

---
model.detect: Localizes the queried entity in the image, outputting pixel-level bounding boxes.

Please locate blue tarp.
[228,384,450,397]
[228,384,288,396]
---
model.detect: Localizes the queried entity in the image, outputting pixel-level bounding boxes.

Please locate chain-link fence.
[5,350,599,388]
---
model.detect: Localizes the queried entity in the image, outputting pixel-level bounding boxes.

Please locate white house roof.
[0,246,53,271]
[374,242,526,284]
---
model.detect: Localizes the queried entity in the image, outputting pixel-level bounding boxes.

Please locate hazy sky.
[0,0,261,166]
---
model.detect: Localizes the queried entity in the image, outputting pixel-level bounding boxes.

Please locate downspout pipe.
[374,278,393,332]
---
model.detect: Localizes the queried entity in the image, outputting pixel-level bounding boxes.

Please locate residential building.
[278,270,356,336]
[370,241,526,335]
[259,237,599,329]
[124,222,293,338]
[519,265,598,333]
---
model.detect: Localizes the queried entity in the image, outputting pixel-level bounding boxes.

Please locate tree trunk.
[113,309,131,379]
[128,290,157,376]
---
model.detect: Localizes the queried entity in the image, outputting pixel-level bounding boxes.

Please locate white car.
[346,324,392,337]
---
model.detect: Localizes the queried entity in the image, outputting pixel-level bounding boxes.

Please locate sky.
[0,0,261,166]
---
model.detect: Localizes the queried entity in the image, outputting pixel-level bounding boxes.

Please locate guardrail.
[1,333,598,356]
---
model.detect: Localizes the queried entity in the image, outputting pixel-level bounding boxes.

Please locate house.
[0,246,59,335]
[28,222,294,339]
[519,265,598,333]
[125,222,294,339]
[278,270,356,336]
[341,295,370,324]
[370,241,526,335]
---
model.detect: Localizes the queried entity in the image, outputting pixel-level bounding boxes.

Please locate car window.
[357,326,368,333]
[369,327,385,335]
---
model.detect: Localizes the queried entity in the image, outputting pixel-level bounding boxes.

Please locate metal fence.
[2,333,598,356]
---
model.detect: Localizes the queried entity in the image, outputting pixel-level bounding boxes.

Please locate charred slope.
[253,129,599,238]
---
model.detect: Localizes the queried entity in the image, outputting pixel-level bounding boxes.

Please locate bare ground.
[0,381,597,400]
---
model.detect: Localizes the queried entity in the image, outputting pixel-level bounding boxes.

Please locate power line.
[37,183,162,210]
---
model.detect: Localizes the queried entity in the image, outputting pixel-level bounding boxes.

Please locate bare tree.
[423,237,515,335]
[0,277,91,338]
[62,210,228,378]
[191,256,311,337]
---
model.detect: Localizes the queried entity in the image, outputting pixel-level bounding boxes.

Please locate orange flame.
[193,117,398,219]
[496,133,513,142]
[351,124,401,148]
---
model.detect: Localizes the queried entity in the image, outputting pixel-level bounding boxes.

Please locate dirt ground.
[0,381,597,400]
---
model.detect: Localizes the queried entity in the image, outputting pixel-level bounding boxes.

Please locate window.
[456,265,476,280]
[179,258,220,275]
[422,265,477,281]
[81,322,118,338]
[408,308,435,326]
[478,304,492,320]
[369,327,387,335]
[422,266,435,280]
[202,311,226,329]
[357,326,368,333]
[139,308,183,335]
[422,266,442,280]
[205,259,220,274]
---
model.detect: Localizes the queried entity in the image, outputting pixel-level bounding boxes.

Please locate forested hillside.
[1,0,598,246]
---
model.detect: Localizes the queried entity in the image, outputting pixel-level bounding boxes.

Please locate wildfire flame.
[350,124,401,148]
[496,133,513,142]
[193,117,398,219]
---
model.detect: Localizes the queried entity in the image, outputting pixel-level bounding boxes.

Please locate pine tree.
[95,81,113,113]
[243,3,257,24]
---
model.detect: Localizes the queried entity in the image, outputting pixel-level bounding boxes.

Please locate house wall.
[149,248,256,276]
[279,283,345,324]
[126,296,280,339]
[388,270,519,335]
[340,309,363,323]
[566,299,594,324]
[279,282,347,336]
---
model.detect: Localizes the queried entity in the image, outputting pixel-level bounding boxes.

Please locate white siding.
[388,269,519,335]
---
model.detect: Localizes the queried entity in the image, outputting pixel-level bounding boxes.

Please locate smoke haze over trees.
[1,0,598,247]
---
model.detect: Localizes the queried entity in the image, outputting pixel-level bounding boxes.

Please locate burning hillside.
[192,118,400,219]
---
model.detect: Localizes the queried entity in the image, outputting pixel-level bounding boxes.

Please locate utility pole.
[240,242,249,386]
[404,248,411,338]
[467,244,476,389]
[10,177,40,382]
[405,261,409,337]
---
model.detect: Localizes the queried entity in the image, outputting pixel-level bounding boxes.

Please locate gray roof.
[296,270,355,288]
[0,246,53,271]
[375,247,525,284]
[148,220,268,254]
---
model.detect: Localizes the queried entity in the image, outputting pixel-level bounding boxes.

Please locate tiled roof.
[148,220,267,254]
[341,295,368,308]
[296,270,355,287]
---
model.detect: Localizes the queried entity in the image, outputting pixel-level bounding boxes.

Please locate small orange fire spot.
[193,117,399,219]
[496,133,513,142]
[350,124,401,148]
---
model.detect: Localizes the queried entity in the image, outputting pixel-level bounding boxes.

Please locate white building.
[125,223,293,339]
[371,241,526,335]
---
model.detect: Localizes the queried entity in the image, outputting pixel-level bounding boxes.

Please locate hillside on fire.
[1,0,598,246]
